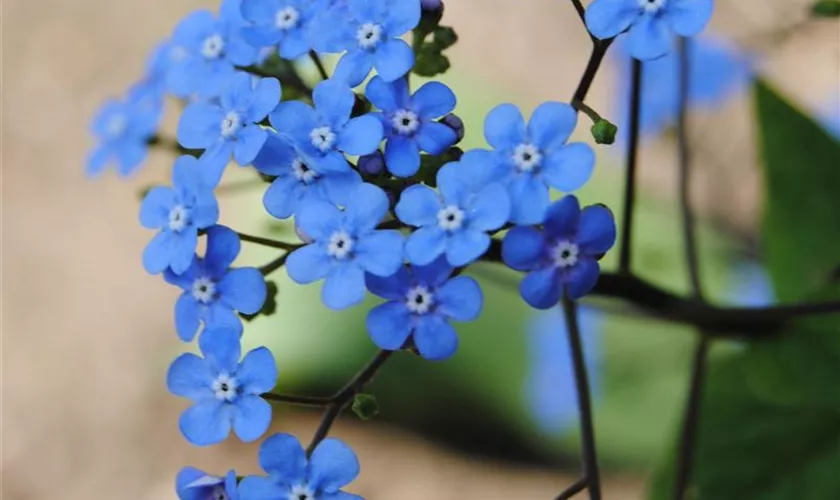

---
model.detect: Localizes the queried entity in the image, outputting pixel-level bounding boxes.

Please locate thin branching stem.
[236,232,301,251]
[309,50,330,80]
[262,393,332,407]
[556,477,588,500]
[259,253,290,276]
[619,59,643,273]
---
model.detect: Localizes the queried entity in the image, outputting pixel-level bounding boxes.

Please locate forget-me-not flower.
[502,195,616,307]
[87,97,160,178]
[365,76,458,177]
[178,73,281,185]
[140,156,219,275]
[366,257,482,361]
[240,0,329,60]
[312,0,422,87]
[238,433,362,500]
[255,132,363,220]
[482,102,595,225]
[168,0,260,98]
[396,155,510,266]
[585,0,714,60]
[177,467,239,500]
[167,326,277,446]
[286,183,404,310]
[164,225,267,342]
[270,79,383,173]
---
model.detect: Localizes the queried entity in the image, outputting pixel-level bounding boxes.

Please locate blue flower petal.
[366,266,411,300]
[233,395,272,442]
[406,226,447,266]
[219,268,267,314]
[416,121,457,155]
[366,302,412,350]
[577,205,617,255]
[192,193,221,229]
[412,257,453,288]
[143,231,175,275]
[178,103,225,149]
[385,0,422,34]
[544,195,581,239]
[270,101,318,142]
[236,347,277,394]
[627,14,672,60]
[263,176,301,219]
[542,143,595,192]
[508,174,550,225]
[345,183,389,233]
[414,314,459,361]
[312,151,353,174]
[584,0,640,39]
[297,200,343,240]
[333,50,375,88]
[281,28,312,60]
[396,185,441,227]
[140,187,176,229]
[323,264,366,309]
[528,102,577,152]
[199,326,242,374]
[412,81,456,119]
[175,293,202,342]
[206,303,245,334]
[171,231,200,275]
[373,39,414,82]
[338,115,383,156]
[521,267,563,309]
[467,183,510,232]
[567,258,601,299]
[233,126,268,166]
[258,433,307,481]
[314,80,355,129]
[167,353,214,399]
[180,400,233,446]
[355,230,405,277]
[484,103,527,150]
[436,276,482,321]
[205,225,242,276]
[287,244,333,284]
[248,77,282,120]
[365,76,408,112]
[323,170,364,206]
[310,438,361,492]
[349,0,387,20]
[385,135,421,177]
[665,0,714,37]
[502,226,545,271]
[446,230,490,267]
[176,467,217,499]
[238,476,288,499]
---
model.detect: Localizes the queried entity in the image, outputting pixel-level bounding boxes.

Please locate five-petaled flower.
[87,97,160,178]
[177,467,239,500]
[178,73,282,185]
[238,433,362,500]
[312,0,422,87]
[164,225,267,342]
[365,76,458,177]
[366,257,483,361]
[502,195,616,307]
[167,326,277,446]
[240,0,329,60]
[286,183,405,310]
[585,0,714,60]
[255,132,363,220]
[397,154,511,266]
[140,156,220,275]
[270,79,383,174]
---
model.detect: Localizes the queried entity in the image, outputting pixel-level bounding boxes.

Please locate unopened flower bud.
[358,150,385,176]
[591,119,618,145]
[440,114,465,143]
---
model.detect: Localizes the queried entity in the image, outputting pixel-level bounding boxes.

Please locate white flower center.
[211,373,239,402]
[310,126,337,152]
[201,34,225,59]
[192,277,217,303]
[327,230,354,260]
[437,205,465,231]
[105,114,127,138]
[276,6,301,30]
[211,486,229,500]
[288,484,314,500]
[168,205,190,232]
[639,0,666,13]
[220,111,242,139]
[405,285,434,315]
[356,22,383,50]
[391,109,420,135]
[512,143,543,173]
[553,240,579,268]
[292,158,318,183]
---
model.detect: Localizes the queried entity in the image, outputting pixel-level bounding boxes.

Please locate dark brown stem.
[618,59,643,273]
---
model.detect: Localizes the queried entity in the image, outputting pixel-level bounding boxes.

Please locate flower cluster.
[88,0,715,496]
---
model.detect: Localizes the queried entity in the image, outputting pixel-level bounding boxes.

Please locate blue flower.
[287,183,404,310]
[614,35,752,138]
[87,97,160,178]
[177,467,239,500]
[366,257,482,361]
[502,195,616,307]
[270,79,383,173]
[312,0,421,87]
[585,0,714,60]
[164,225,267,342]
[167,326,277,446]
[365,76,458,177]
[482,102,595,225]
[167,0,260,98]
[238,433,362,500]
[396,155,510,266]
[178,73,282,185]
[140,156,219,275]
[240,0,329,60]
[255,132,362,219]
[526,308,600,436]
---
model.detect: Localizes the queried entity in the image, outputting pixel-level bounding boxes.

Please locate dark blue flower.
[164,225,267,342]
[365,76,457,177]
[140,156,219,275]
[177,467,239,500]
[87,97,160,178]
[482,102,596,225]
[255,132,362,220]
[502,195,616,307]
[287,183,404,310]
[396,154,510,266]
[270,79,383,173]
[167,326,277,446]
[238,433,362,500]
[178,73,282,185]
[585,0,714,60]
[312,0,421,87]
[240,0,329,60]
[366,257,482,361]
[167,0,260,98]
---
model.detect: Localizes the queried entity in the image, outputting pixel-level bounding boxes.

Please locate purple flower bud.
[358,151,385,176]
[440,114,465,143]
[421,0,443,12]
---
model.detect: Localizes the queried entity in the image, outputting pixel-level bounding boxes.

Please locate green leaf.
[240,281,279,322]
[812,0,840,16]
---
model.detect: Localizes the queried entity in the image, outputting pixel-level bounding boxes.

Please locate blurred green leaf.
[812,0,840,16]
[241,281,279,322]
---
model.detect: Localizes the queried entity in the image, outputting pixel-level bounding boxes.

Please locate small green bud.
[352,393,380,421]
[413,50,451,77]
[591,119,618,145]
[431,26,458,50]
[812,0,840,16]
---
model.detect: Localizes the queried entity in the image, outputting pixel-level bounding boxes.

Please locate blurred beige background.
[1,0,837,499]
